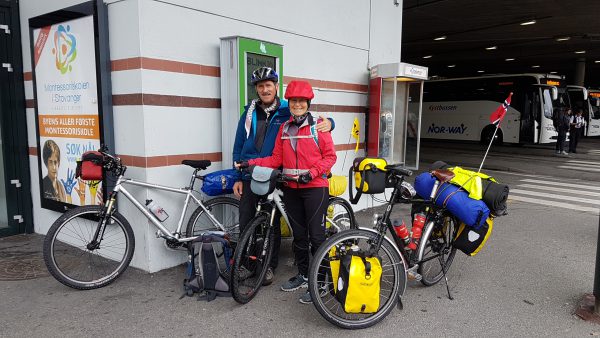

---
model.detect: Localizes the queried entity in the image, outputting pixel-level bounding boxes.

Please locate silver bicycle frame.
[112,175,226,242]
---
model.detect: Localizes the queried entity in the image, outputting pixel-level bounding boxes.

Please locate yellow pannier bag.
[330,249,382,314]
[328,175,347,197]
[348,157,388,204]
[453,217,493,256]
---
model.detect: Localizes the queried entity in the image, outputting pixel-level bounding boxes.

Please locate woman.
[238,80,337,304]
[42,139,67,202]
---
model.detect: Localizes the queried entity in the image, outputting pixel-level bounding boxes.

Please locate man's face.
[256,80,277,104]
[47,152,59,181]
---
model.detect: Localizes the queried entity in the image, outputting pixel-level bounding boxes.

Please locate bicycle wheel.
[186,196,240,242]
[325,197,357,236]
[231,214,274,304]
[417,215,458,286]
[308,229,406,329]
[43,205,135,290]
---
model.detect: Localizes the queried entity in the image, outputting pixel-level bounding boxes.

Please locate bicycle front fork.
[87,191,118,250]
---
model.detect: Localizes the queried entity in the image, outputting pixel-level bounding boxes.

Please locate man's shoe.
[555,150,561,154]
[561,151,569,155]
[281,274,308,292]
[235,266,254,281]
[262,267,274,286]
[299,291,312,304]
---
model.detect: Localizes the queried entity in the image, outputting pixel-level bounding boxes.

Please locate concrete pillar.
[574,58,586,86]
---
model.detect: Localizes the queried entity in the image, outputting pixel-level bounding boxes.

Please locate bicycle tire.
[417,215,458,286]
[231,214,274,304]
[43,205,135,290]
[308,229,405,330]
[185,196,240,242]
[326,197,357,236]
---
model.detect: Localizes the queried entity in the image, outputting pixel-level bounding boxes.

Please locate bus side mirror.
[582,88,588,101]
[551,87,558,101]
[596,99,600,107]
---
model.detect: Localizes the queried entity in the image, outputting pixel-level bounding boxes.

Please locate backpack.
[182,232,232,301]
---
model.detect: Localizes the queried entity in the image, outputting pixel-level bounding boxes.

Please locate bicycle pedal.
[406,265,422,281]
[408,270,422,281]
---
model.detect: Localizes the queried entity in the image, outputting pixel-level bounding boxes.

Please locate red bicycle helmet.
[284,80,314,100]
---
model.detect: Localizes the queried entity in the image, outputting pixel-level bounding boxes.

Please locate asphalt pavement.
[1,137,600,337]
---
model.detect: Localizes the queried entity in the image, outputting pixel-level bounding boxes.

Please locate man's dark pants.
[239,180,281,270]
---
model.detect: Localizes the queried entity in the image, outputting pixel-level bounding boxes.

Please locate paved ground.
[1,137,600,337]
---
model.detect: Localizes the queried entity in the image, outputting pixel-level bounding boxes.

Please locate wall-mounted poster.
[30,3,109,212]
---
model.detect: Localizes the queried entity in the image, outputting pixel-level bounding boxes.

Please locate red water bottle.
[407,212,426,250]
[392,218,410,245]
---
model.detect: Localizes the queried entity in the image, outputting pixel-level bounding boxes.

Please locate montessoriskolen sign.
[29,2,107,212]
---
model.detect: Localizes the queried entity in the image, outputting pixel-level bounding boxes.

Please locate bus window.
[542,89,553,118]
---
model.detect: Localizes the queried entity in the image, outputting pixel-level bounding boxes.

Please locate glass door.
[0,5,21,236]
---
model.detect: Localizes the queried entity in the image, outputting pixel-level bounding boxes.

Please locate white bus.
[420,74,562,144]
[579,89,600,137]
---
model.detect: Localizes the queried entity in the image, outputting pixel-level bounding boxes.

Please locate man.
[568,108,585,154]
[554,108,571,156]
[232,67,334,285]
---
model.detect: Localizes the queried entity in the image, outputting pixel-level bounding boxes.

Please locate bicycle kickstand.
[439,256,453,300]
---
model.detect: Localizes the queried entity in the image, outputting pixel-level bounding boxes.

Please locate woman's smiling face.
[289,98,308,117]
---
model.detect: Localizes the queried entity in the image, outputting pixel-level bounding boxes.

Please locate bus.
[571,88,600,137]
[419,74,562,144]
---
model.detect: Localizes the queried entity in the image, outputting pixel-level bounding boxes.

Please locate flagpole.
[479,92,512,173]
[478,123,499,172]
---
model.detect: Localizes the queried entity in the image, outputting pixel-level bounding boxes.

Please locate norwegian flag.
[489,92,513,125]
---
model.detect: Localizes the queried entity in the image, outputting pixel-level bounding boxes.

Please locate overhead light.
[575,50,586,54]
[555,36,571,42]
[423,55,433,59]
[505,58,515,61]
[550,71,557,74]
[447,64,456,68]
[532,65,540,68]
[477,70,485,73]
[434,36,447,41]
[520,19,536,26]
[596,60,600,63]
[486,46,497,50]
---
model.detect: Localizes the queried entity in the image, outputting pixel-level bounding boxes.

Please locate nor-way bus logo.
[427,123,467,134]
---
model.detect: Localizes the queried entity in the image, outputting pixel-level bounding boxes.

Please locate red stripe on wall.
[28,147,38,156]
[110,57,221,77]
[25,99,35,108]
[24,72,32,81]
[112,93,220,108]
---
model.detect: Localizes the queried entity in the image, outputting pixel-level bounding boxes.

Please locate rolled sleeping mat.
[481,180,509,216]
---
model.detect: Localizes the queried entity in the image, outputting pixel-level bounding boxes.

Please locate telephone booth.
[367,62,428,169]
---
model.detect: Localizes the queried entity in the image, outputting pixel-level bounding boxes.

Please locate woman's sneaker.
[281,274,308,291]
[299,291,312,304]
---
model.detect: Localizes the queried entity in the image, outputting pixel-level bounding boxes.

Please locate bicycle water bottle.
[392,218,410,246]
[407,212,426,250]
[146,199,169,222]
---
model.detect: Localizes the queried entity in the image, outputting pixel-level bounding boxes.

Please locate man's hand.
[234,161,249,169]
[316,114,332,132]
[233,181,243,198]
[297,172,312,184]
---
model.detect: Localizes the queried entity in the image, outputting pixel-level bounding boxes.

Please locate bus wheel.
[481,125,503,145]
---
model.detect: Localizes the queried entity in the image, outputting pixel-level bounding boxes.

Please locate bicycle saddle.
[182,160,211,170]
[430,169,455,183]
